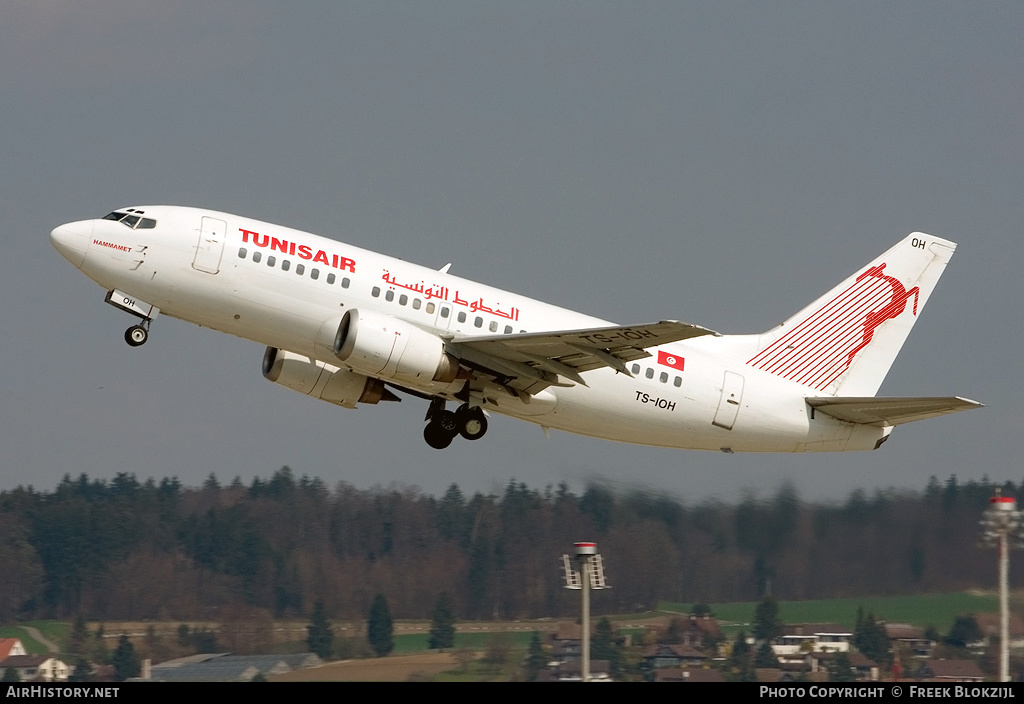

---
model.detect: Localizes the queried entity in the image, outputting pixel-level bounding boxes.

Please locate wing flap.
[806,396,983,427]
[448,320,717,392]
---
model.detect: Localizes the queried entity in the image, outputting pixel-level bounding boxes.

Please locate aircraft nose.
[50,221,93,268]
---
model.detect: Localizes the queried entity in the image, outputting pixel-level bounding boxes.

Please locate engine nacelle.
[262,347,396,409]
[333,308,460,384]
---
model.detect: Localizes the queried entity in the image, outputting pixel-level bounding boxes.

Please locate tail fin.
[746,233,956,396]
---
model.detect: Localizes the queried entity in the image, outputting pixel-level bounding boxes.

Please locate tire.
[457,405,488,441]
[125,325,148,347]
[424,422,455,449]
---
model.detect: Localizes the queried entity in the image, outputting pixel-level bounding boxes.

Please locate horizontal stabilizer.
[806,396,983,427]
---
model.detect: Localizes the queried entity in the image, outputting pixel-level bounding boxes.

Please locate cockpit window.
[102,210,157,230]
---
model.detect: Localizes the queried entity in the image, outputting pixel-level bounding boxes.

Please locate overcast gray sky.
[3,2,1019,503]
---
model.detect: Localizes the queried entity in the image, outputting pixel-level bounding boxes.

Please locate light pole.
[980,488,1023,683]
[562,541,608,681]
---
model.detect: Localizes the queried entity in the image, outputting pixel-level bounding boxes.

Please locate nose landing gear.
[104,289,159,348]
[125,322,150,347]
[424,399,489,449]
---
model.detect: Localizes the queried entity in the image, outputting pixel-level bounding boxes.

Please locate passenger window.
[311,269,319,280]
[489,320,498,332]
[457,311,466,323]
[296,264,305,275]
[631,364,640,375]
[441,306,450,318]
[399,294,408,306]
[474,317,483,328]
[371,286,380,297]
[674,376,682,387]
[385,290,394,302]
[660,372,668,383]
[342,277,350,288]
[645,368,654,379]
[504,325,512,334]
[267,256,276,267]
[281,260,290,271]
[253,252,262,263]
[327,273,336,284]
[238,248,246,258]
[412,298,422,310]
[426,302,436,314]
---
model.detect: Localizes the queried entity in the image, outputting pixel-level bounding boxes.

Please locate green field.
[662,592,1000,636]
[0,622,68,655]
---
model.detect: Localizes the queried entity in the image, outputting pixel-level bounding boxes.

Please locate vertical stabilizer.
[746,233,956,396]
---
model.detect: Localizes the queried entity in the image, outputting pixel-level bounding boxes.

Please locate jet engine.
[262,347,398,408]
[333,308,461,384]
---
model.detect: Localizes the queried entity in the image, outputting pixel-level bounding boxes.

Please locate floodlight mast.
[561,541,608,682]
[980,489,1022,683]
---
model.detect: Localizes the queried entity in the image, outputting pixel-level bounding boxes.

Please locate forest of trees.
[0,469,1019,624]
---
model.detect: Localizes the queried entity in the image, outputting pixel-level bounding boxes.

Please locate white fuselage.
[51,206,889,452]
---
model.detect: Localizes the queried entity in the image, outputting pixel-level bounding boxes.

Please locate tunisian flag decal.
[657,350,685,371]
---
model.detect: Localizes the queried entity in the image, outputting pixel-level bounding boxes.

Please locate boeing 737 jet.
[50,207,980,451]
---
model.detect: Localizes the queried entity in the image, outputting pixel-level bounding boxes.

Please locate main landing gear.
[423,398,489,449]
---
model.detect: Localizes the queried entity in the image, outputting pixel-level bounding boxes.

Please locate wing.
[446,320,718,394]
[805,396,983,427]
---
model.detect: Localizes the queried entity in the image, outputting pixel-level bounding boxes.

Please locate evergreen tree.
[306,600,334,659]
[525,631,546,681]
[367,594,394,657]
[755,639,779,668]
[831,652,855,682]
[428,592,456,650]
[854,611,890,663]
[691,602,713,617]
[68,658,92,683]
[753,596,783,642]
[945,615,983,649]
[68,614,89,657]
[730,631,754,682]
[592,617,623,678]
[111,635,140,681]
[91,624,109,665]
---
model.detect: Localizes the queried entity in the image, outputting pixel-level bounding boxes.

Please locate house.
[0,640,27,660]
[772,623,852,657]
[643,644,710,669]
[883,623,934,659]
[548,659,612,682]
[973,613,1024,649]
[665,614,724,650]
[549,622,585,661]
[916,659,985,682]
[0,655,70,682]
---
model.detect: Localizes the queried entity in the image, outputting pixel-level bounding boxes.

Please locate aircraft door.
[192,217,226,274]
[712,371,744,430]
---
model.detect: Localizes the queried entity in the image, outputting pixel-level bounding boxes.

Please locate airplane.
[50,206,981,452]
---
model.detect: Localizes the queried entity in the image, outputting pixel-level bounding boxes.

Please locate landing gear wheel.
[423,398,461,449]
[125,325,148,347]
[423,408,459,449]
[456,404,488,441]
